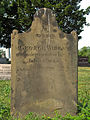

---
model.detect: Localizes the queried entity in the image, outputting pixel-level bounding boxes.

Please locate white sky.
[78,0,90,49]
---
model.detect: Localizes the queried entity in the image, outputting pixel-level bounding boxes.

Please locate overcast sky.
[78,0,90,49]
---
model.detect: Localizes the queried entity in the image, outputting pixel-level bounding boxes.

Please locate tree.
[0,0,22,47]
[0,0,90,47]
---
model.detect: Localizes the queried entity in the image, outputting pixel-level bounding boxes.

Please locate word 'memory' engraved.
[18,45,63,51]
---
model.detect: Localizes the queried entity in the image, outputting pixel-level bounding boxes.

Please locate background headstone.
[11,8,78,117]
[0,64,11,80]
[0,58,8,64]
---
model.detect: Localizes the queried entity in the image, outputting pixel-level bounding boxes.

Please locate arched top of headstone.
[34,8,57,26]
[12,8,77,40]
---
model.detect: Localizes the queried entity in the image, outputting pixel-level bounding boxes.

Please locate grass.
[78,67,90,91]
[0,80,11,107]
[0,67,90,120]
[78,67,90,109]
[77,67,90,120]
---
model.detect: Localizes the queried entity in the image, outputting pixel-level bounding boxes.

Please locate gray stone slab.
[11,8,78,117]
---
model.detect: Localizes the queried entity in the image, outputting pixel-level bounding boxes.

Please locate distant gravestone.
[0,64,11,80]
[11,8,78,117]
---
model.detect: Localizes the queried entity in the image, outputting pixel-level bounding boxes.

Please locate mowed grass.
[0,80,11,107]
[78,67,90,90]
[0,67,90,119]
[78,67,90,99]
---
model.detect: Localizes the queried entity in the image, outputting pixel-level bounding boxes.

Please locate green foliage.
[0,104,11,120]
[0,0,90,47]
[0,0,22,47]
[78,46,90,63]
[0,67,90,119]
[0,49,5,58]
[0,50,2,58]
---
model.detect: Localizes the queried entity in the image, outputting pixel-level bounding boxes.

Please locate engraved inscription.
[18,45,64,51]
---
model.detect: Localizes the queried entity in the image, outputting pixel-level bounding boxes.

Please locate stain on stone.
[16,52,23,56]
[11,87,14,94]
[53,29,57,32]
[59,33,65,39]
[36,34,41,37]
[52,21,57,27]
[66,35,74,51]
[16,51,28,58]
[18,39,24,46]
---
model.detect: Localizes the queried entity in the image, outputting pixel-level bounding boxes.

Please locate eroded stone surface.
[11,8,78,117]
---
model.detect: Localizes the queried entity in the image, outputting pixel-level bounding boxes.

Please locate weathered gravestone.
[11,8,78,117]
[0,64,11,80]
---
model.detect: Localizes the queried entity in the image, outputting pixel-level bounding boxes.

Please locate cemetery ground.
[0,67,90,120]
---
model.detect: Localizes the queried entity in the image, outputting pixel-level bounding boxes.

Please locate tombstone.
[11,8,78,117]
[0,58,8,64]
[0,64,11,80]
[78,56,90,67]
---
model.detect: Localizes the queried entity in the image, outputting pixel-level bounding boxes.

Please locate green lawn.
[78,67,90,91]
[78,67,90,101]
[0,67,90,120]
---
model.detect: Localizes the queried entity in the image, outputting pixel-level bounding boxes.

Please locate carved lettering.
[18,45,64,51]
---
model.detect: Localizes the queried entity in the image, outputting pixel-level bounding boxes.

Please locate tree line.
[0,0,90,47]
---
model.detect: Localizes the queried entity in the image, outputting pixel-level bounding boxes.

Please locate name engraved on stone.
[18,45,64,51]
